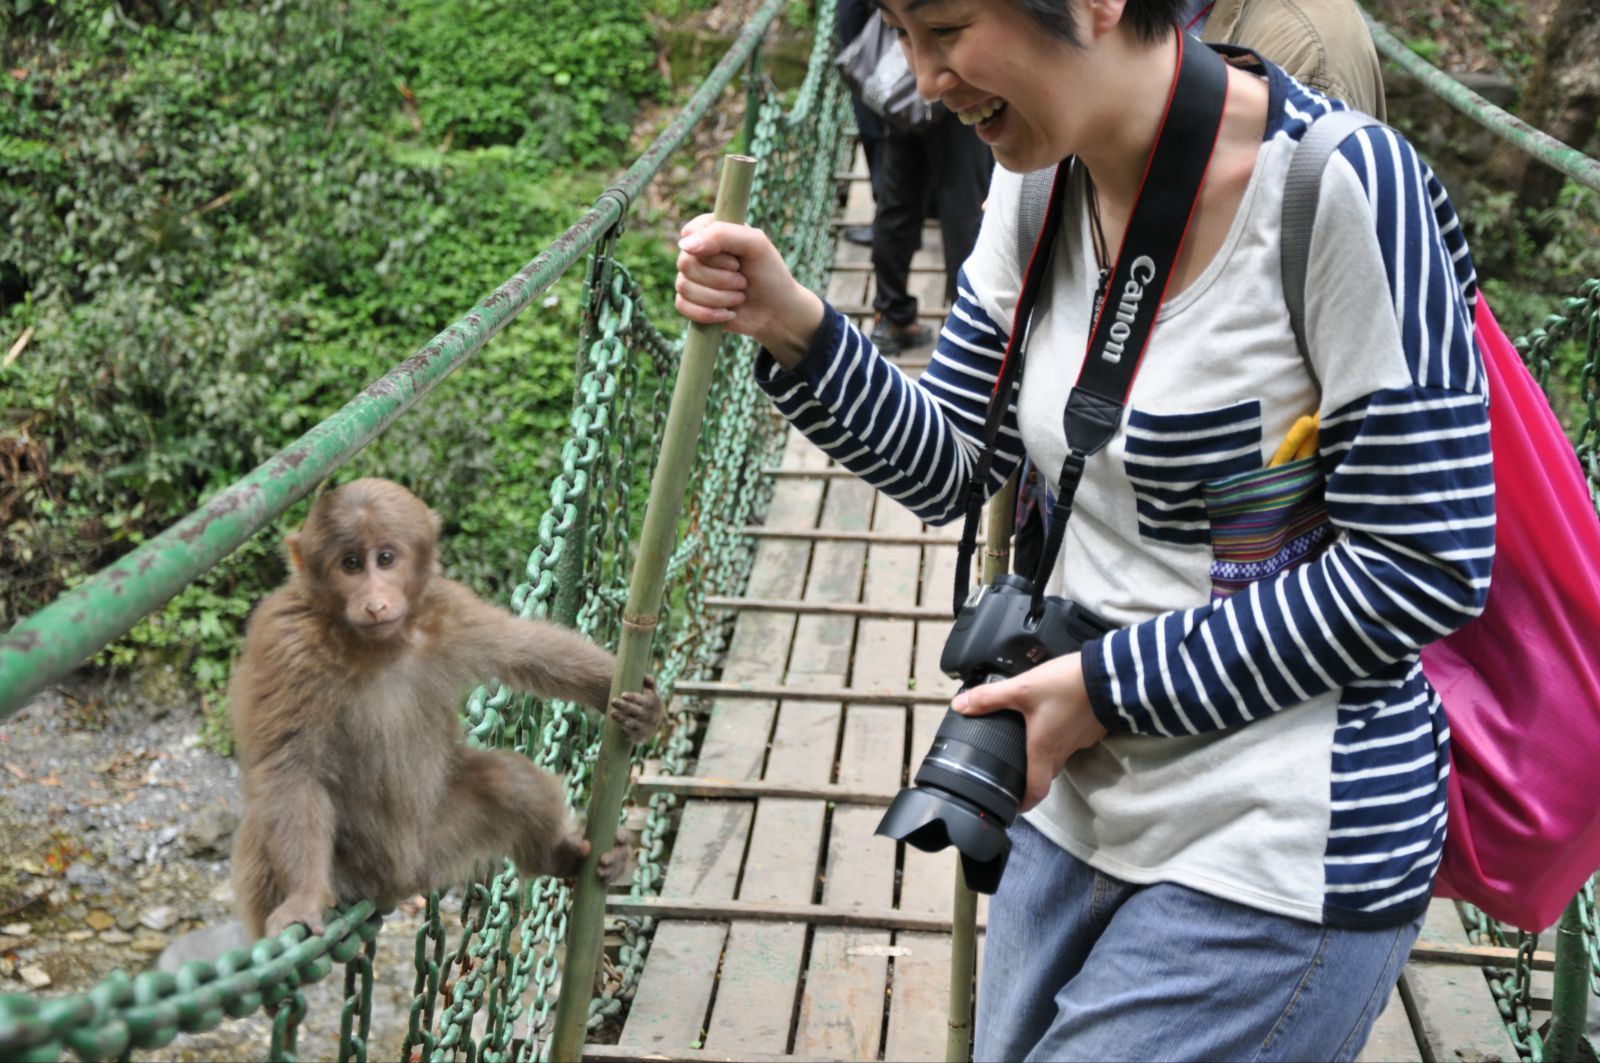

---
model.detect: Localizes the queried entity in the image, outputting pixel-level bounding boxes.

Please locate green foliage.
[0,0,674,726]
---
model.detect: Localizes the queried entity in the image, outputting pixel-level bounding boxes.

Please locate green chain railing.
[0,0,847,1056]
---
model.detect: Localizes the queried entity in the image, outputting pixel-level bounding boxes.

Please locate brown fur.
[229,478,662,938]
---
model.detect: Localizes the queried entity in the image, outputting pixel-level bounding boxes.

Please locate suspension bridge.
[0,0,1596,1059]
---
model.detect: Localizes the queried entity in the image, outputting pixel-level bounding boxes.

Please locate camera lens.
[913,702,1026,825]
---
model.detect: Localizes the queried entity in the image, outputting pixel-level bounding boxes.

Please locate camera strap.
[952,36,1230,615]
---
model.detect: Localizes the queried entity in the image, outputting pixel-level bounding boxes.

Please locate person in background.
[866,103,994,353]
[837,0,888,246]
[1190,0,1387,118]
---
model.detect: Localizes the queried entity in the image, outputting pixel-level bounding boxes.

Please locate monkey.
[228,477,663,939]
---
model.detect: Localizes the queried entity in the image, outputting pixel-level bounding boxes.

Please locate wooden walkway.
[600,158,1531,1063]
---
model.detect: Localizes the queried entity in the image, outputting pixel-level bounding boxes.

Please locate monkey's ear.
[285,532,305,573]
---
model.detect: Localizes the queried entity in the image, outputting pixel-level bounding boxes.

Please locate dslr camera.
[874,573,1108,893]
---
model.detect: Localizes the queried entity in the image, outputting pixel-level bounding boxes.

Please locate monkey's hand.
[595,828,633,885]
[610,675,664,744]
[548,828,633,884]
[264,893,329,938]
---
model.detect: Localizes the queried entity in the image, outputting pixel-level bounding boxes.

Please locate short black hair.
[1007,0,1184,46]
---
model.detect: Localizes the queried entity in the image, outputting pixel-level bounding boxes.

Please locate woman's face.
[876,0,1089,172]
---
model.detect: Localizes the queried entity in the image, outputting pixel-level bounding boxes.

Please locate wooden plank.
[826,259,869,309]
[678,680,947,705]
[657,800,753,901]
[702,921,807,1053]
[1356,987,1423,1063]
[584,1046,833,1063]
[742,523,971,545]
[1398,899,1518,1063]
[842,175,875,227]
[885,932,954,1062]
[779,425,832,472]
[705,597,953,621]
[635,775,894,805]
[742,525,966,544]
[620,922,728,1053]
[1410,941,1557,970]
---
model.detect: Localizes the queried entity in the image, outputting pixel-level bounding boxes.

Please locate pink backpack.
[1424,299,1600,929]
[1286,112,1600,930]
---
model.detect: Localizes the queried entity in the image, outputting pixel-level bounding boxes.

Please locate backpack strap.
[1281,108,1384,398]
[1016,165,1058,274]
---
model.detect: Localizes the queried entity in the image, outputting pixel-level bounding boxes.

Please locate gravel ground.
[0,677,430,1062]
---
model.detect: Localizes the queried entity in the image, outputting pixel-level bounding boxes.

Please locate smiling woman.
[674,1,1493,1058]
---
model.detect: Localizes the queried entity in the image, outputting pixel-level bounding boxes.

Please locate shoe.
[869,318,933,353]
[842,223,874,246]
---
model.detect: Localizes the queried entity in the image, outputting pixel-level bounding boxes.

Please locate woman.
[675,1,1492,1058]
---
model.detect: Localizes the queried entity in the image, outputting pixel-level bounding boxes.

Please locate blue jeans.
[976,819,1422,1062]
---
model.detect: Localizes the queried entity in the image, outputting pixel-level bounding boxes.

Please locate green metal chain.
[0,904,379,1061]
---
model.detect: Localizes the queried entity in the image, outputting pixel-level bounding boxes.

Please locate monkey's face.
[290,479,439,640]
[329,543,417,639]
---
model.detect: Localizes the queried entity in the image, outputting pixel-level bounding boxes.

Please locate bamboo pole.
[548,153,756,1063]
[1545,895,1591,1062]
[947,473,1018,1063]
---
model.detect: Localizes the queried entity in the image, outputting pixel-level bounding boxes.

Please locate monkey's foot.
[596,828,632,884]
[610,675,664,744]
[264,895,329,938]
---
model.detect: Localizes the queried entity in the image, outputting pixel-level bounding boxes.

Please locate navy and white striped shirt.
[757,62,1490,927]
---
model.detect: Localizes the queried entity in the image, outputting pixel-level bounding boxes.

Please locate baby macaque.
[229,478,662,938]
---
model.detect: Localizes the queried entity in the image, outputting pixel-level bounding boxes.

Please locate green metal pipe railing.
[0,0,790,721]
[1362,10,1600,196]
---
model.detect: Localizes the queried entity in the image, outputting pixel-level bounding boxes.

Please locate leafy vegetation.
[0,0,678,741]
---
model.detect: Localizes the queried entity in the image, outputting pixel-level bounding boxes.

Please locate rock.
[99,930,133,945]
[63,929,93,942]
[130,931,168,953]
[86,910,116,931]
[183,805,239,858]
[2,922,31,937]
[115,910,140,931]
[157,920,252,973]
[140,905,180,931]
[210,881,236,905]
[19,964,51,989]
[0,957,13,979]
[63,903,88,921]
[66,864,108,888]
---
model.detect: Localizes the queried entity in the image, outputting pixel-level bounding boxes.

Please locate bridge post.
[548,153,758,1063]
[946,473,1019,1062]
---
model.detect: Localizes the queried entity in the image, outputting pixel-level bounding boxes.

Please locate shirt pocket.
[1203,454,1334,599]
[1123,400,1263,547]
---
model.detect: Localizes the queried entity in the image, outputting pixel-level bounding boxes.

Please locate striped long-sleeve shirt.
[757,60,1491,928]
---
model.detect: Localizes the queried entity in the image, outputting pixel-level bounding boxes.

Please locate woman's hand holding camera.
[951,653,1108,812]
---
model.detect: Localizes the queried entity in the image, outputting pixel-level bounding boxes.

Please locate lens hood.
[874,787,1011,893]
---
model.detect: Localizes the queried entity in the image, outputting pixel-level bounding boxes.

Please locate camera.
[874,573,1107,893]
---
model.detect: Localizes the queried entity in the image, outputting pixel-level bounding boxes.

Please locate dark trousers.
[871,114,993,326]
